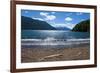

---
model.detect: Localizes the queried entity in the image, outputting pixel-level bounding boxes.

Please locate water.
[21,30,90,49]
[22,30,90,39]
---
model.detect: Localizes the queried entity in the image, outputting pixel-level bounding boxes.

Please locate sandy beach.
[21,45,90,63]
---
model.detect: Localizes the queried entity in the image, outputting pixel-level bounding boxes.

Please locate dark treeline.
[72,19,90,32]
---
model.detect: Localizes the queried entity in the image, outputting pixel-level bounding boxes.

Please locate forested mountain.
[21,16,56,30]
[72,19,90,32]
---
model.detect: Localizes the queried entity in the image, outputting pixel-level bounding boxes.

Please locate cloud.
[32,17,44,21]
[45,15,56,21]
[51,12,56,14]
[40,12,56,21]
[40,12,48,16]
[76,12,83,15]
[65,17,73,21]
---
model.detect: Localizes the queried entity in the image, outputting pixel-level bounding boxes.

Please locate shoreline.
[21,45,90,63]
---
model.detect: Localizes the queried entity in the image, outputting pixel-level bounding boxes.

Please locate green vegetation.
[72,19,90,32]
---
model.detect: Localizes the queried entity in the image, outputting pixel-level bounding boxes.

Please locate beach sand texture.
[21,46,90,63]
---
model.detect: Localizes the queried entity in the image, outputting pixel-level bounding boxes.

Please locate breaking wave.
[21,37,90,46]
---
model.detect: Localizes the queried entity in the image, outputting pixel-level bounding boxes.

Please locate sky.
[21,9,90,29]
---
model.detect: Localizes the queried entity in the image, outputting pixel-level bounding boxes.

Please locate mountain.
[55,27,70,30]
[21,16,56,30]
[72,19,90,32]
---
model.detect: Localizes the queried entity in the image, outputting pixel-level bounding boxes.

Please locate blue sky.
[21,9,90,29]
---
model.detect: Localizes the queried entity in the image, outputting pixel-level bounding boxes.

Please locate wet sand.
[21,45,90,63]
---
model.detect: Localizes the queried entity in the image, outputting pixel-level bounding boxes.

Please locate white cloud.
[32,17,44,21]
[76,12,83,15]
[40,12,56,21]
[40,12,48,16]
[45,15,56,21]
[51,12,56,14]
[65,17,73,21]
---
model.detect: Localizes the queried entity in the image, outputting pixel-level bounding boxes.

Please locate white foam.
[21,38,90,46]
[21,39,42,41]
[67,38,90,41]
[21,38,90,42]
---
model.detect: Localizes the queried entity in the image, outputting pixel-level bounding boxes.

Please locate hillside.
[21,16,56,30]
[72,19,90,32]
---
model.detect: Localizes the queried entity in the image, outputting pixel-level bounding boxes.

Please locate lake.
[21,30,90,49]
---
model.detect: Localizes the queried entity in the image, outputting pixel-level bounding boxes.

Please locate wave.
[21,38,90,46]
[21,37,89,41]
[21,39,42,41]
[67,38,90,42]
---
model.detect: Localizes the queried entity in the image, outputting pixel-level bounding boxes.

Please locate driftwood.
[38,54,63,61]
[75,52,82,57]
